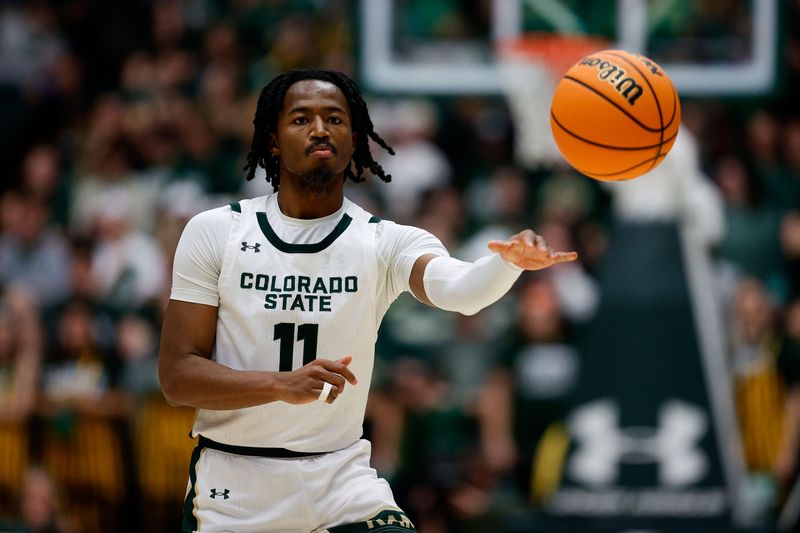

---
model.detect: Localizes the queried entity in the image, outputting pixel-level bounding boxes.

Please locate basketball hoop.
[497,34,609,169]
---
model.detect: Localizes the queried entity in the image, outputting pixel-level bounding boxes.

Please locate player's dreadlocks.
[243,69,395,191]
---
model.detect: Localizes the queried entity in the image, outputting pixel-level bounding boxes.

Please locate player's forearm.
[160,353,283,410]
[423,254,523,316]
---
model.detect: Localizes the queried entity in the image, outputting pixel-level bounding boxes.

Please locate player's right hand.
[276,356,357,405]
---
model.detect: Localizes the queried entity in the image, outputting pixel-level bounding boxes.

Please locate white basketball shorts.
[182,438,415,532]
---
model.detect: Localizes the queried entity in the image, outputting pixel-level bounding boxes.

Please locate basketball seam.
[574,153,668,179]
[605,52,665,172]
[563,76,665,133]
[665,85,679,130]
[607,52,678,131]
[669,85,680,128]
[551,111,678,151]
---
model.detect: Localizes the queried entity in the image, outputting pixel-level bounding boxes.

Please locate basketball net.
[498,34,609,169]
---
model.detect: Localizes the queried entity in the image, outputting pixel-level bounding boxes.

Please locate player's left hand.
[488,229,578,270]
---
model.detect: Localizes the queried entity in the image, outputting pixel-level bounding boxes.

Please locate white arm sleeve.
[423,253,523,316]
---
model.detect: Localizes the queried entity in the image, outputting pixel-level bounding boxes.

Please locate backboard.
[360,0,779,96]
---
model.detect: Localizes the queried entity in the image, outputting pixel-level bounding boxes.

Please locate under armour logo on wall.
[567,399,708,487]
[210,488,230,499]
[241,242,261,253]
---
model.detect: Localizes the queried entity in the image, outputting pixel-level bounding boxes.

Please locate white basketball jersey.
[192,196,388,452]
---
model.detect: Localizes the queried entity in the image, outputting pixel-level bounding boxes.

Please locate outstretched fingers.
[488,231,578,270]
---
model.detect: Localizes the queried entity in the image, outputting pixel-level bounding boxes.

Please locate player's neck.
[276,178,345,219]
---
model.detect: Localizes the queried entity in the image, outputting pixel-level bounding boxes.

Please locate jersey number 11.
[274,323,319,371]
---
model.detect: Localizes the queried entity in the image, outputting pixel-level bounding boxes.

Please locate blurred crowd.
[0,1,800,532]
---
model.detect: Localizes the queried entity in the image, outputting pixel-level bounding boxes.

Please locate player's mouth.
[307,143,336,158]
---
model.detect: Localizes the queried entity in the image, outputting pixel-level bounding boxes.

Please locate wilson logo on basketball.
[579,56,644,105]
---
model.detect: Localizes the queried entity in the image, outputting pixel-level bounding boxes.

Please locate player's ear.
[268,133,279,156]
[351,131,356,155]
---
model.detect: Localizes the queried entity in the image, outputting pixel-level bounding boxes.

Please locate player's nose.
[310,115,329,138]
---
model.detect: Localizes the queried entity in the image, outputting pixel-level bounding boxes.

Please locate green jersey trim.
[182,444,202,533]
[256,212,353,253]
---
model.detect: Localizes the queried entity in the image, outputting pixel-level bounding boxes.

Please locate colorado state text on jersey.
[239,272,358,312]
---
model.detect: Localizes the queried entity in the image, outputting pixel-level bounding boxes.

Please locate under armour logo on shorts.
[568,399,708,487]
[210,488,230,499]
[241,242,261,253]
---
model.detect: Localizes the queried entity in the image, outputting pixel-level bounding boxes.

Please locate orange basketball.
[550,50,681,181]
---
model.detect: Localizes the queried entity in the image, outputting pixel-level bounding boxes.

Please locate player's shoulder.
[342,200,413,242]
[230,194,270,215]
[343,197,384,226]
[190,194,269,227]
[181,199,248,240]
[342,197,412,231]
[185,203,234,229]
[357,209,435,245]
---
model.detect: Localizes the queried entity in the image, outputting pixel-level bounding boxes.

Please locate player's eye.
[292,116,308,125]
[328,116,343,124]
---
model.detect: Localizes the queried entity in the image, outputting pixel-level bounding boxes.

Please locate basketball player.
[158,69,577,533]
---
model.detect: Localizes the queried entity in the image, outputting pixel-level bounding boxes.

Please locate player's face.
[271,80,356,191]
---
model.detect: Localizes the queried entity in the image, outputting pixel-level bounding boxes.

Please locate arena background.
[0,1,799,532]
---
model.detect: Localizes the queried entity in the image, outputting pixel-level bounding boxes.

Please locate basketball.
[550,50,681,181]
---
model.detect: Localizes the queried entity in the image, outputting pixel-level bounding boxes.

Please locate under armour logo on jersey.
[241,242,261,253]
[568,399,708,487]
[210,488,230,499]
